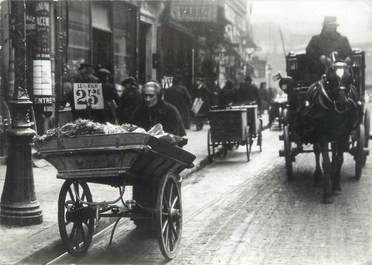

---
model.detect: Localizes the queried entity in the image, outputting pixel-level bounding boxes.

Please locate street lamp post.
[0,0,42,225]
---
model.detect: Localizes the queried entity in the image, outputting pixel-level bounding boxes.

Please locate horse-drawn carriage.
[207,105,263,162]
[277,49,370,202]
[36,133,195,260]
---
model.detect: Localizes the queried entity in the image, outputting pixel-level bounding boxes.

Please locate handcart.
[207,105,262,162]
[36,133,195,260]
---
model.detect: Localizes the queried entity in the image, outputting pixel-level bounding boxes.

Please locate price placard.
[73,83,104,110]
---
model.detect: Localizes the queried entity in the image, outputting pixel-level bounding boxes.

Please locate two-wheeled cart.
[36,133,195,260]
[207,105,262,162]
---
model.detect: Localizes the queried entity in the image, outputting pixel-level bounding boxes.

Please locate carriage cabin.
[285,50,366,102]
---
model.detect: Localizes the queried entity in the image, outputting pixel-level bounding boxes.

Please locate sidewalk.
[0,126,210,264]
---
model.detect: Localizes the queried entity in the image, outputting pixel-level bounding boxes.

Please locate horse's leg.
[332,141,344,195]
[313,144,322,186]
[320,140,333,203]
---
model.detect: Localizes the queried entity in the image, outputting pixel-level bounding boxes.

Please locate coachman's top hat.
[323,16,339,26]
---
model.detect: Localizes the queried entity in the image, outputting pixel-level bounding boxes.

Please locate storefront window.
[67,0,90,76]
[112,1,137,84]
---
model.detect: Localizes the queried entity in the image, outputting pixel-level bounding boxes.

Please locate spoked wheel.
[258,119,263,152]
[283,125,293,180]
[58,180,95,256]
[278,107,283,128]
[355,124,365,180]
[245,126,251,161]
[156,173,182,260]
[363,108,370,166]
[282,108,288,126]
[207,129,215,162]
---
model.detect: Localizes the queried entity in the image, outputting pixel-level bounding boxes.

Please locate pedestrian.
[191,77,210,130]
[131,80,186,136]
[219,80,236,107]
[117,76,142,124]
[60,63,105,121]
[236,76,261,111]
[164,75,192,129]
[209,79,221,108]
[96,68,118,123]
[258,82,269,113]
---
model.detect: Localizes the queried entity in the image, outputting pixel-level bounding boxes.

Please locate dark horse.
[296,57,361,203]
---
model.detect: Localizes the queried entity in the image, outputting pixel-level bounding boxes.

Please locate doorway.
[139,21,152,84]
[92,28,112,72]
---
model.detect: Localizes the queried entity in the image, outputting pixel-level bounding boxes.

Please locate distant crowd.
[61,63,278,137]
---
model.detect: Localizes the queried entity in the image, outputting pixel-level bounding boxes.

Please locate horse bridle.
[318,79,352,114]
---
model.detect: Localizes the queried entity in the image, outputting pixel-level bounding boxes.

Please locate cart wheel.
[156,173,182,260]
[207,129,215,162]
[363,108,370,166]
[58,180,94,256]
[258,119,263,152]
[282,108,288,126]
[283,125,293,180]
[245,126,251,161]
[355,124,365,180]
[278,107,283,128]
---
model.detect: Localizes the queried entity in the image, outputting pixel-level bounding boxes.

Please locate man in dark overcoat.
[306,16,352,83]
[131,81,186,137]
[236,76,261,110]
[164,75,192,129]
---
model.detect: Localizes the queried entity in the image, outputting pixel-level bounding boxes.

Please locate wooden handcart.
[207,105,263,162]
[36,133,195,260]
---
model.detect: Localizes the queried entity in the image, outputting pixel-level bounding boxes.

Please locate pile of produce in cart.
[34,119,195,260]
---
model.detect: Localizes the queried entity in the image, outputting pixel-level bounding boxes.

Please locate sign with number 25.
[73,83,104,110]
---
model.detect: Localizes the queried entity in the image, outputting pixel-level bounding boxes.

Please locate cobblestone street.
[45,128,372,265]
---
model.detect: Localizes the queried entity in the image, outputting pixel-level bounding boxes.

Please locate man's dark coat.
[131,100,186,137]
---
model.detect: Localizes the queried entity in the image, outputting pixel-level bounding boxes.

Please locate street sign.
[73,83,104,110]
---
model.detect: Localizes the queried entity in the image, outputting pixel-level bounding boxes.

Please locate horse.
[297,57,361,203]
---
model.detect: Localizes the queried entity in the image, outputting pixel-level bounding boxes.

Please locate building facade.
[0,0,254,156]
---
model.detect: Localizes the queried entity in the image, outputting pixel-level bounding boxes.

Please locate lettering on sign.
[73,83,104,110]
[34,96,53,105]
[171,4,218,22]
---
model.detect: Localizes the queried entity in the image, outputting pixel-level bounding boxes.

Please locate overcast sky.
[250,0,372,46]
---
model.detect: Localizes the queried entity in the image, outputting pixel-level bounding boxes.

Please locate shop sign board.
[73,83,104,110]
[170,3,218,22]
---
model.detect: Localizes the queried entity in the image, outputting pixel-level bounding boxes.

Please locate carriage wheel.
[278,107,283,128]
[245,126,251,161]
[258,119,263,152]
[207,129,215,162]
[156,173,182,260]
[58,180,94,256]
[363,108,370,166]
[282,108,288,126]
[283,125,293,180]
[355,124,365,180]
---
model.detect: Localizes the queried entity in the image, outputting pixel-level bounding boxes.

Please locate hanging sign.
[73,83,104,110]
[170,3,218,22]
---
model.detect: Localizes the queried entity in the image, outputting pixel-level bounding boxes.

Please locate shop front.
[54,0,139,125]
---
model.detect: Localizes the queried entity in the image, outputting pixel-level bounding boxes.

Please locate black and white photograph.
[0,0,372,264]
